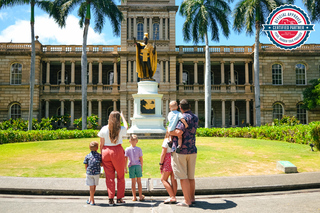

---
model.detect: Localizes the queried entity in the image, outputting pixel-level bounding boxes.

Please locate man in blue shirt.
[171,99,199,207]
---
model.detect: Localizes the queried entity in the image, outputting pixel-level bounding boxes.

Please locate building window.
[137,23,144,40]
[182,71,189,85]
[107,71,114,85]
[296,64,306,85]
[211,72,214,85]
[273,103,283,120]
[297,103,307,124]
[229,106,239,126]
[272,64,282,85]
[228,71,238,85]
[153,23,159,40]
[11,63,22,85]
[10,103,21,119]
[57,70,69,84]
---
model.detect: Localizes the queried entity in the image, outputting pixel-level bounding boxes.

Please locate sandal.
[164,198,177,204]
[117,198,126,204]
[86,199,90,204]
[139,195,145,201]
[177,202,191,207]
[132,197,137,201]
[108,198,115,206]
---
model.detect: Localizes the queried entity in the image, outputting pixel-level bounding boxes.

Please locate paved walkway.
[1,172,320,196]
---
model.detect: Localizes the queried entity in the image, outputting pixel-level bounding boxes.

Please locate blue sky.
[0,0,318,46]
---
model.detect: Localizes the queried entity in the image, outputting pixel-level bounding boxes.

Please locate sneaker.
[167,141,173,148]
[176,145,181,153]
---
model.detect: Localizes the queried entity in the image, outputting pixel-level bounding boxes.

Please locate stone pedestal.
[128,81,166,134]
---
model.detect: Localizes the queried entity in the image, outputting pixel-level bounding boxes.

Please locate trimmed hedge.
[197,122,320,148]
[0,129,99,144]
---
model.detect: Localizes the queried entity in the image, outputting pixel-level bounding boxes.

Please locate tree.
[51,0,123,129]
[233,0,283,126]
[0,0,53,131]
[179,0,231,128]
[302,79,320,110]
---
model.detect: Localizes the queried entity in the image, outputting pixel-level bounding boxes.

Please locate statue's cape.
[136,43,157,78]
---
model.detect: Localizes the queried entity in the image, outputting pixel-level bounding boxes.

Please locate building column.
[61,61,65,85]
[220,61,225,84]
[88,61,93,84]
[222,99,226,127]
[195,99,199,115]
[165,18,168,40]
[246,99,250,125]
[179,61,183,84]
[45,100,49,118]
[160,18,163,40]
[165,61,169,82]
[71,61,75,85]
[60,100,64,116]
[46,61,50,84]
[88,100,92,117]
[245,61,249,84]
[144,17,147,34]
[98,61,102,84]
[113,99,117,111]
[128,61,132,83]
[194,61,198,84]
[113,60,118,85]
[70,100,74,128]
[253,100,256,126]
[252,63,255,84]
[230,61,235,84]
[133,17,137,38]
[160,61,164,83]
[231,100,235,127]
[128,17,131,39]
[133,61,137,82]
[150,17,153,40]
[98,99,102,127]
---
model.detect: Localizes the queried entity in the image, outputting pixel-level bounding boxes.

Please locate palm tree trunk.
[254,21,261,126]
[81,19,89,130]
[204,33,211,128]
[28,2,36,131]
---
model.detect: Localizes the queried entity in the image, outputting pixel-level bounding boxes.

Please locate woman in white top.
[159,132,177,204]
[98,111,128,206]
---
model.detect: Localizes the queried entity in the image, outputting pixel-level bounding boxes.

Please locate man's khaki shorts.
[171,152,197,179]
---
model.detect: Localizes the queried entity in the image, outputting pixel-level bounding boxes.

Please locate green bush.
[0,129,99,144]
[273,115,300,126]
[74,115,100,130]
[310,124,320,150]
[0,118,53,131]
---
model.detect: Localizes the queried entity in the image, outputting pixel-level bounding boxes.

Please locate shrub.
[310,123,320,150]
[273,115,300,126]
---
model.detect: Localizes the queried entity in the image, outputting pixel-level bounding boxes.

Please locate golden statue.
[133,33,157,80]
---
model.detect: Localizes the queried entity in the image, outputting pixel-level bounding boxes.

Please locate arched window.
[182,71,189,85]
[137,23,144,40]
[272,64,282,85]
[57,70,69,84]
[11,63,22,85]
[297,103,307,124]
[228,71,238,85]
[153,23,159,40]
[10,103,21,119]
[107,71,114,85]
[273,103,283,120]
[229,106,239,126]
[296,64,306,85]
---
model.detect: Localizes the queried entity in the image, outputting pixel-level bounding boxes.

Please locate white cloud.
[0,12,8,20]
[0,14,108,45]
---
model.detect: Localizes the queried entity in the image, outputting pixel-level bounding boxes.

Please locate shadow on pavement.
[192,199,237,210]
[95,200,162,208]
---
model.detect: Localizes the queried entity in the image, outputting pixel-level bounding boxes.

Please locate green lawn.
[0,137,319,178]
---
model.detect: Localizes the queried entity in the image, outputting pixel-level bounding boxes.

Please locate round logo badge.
[263,5,314,50]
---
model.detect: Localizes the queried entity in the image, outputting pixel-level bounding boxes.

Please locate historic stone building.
[1,0,320,127]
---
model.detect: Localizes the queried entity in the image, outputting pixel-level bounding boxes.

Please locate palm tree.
[0,0,53,131]
[287,0,320,22]
[51,0,123,130]
[180,0,231,128]
[233,0,283,126]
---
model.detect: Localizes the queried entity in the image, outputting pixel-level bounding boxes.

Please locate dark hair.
[179,99,190,110]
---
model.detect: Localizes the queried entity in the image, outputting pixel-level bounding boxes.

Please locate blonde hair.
[164,131,170,139]
[169,101,178,110]
[108,111,121,144]
[90,141,98,151]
